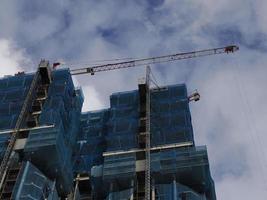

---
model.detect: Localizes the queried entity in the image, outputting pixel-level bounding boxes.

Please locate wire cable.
[232,53,267,190]
[149,69,161,89]
[60,57,136,67]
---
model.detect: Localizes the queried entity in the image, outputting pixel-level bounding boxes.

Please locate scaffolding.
[0,70,40,188]
[144,66,151,200]
[0,67,217,199]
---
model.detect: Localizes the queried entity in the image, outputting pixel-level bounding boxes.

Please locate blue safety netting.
[0,74,34,130]
[0,133,10,160]
[75,84,194,172]
[24,117,74,195]
[73,109,109,173]
[74,84,201,195]
[102,153,136,194]
[103,84,194,152]
[103,153,136,180]
[102,182,206,200]
[150,85,194,146]
[99,85,214,199]
[106,91,139,151]
[0,69,216,199]
[105,188,133,200]
[23,69,84,196]
[154,182,205,200]
[151,146,216,199]
[0,74,33,162]
[12,161,59,200]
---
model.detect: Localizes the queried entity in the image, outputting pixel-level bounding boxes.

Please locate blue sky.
[1,0,267,199]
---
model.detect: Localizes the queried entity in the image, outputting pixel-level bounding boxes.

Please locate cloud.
[81,85,105,111]
[189,47,267,199]
[0,39,30,77]
[1,0,267,199]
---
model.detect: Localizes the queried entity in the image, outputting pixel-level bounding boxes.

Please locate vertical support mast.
[145,66,151,200]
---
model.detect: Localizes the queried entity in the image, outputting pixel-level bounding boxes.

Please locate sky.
[0,0,267,199]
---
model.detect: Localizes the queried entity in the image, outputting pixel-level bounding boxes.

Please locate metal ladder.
[144,66,151,200]
[0,69,40,189]
[0,162,22,200]
[135,66,151,200]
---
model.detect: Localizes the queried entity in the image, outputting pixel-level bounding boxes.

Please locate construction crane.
[0,44,239,199]
[58,44,238,200]
[59,45,239,75]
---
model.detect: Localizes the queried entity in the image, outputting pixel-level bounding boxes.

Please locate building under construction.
[0,45,239,199]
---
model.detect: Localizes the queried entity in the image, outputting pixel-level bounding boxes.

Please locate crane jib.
[70,45,239,75]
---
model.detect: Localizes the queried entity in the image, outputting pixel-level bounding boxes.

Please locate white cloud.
[81,85,105,111]
[1,0,267,199]
[0,39,30,77]
[189,48,267,199]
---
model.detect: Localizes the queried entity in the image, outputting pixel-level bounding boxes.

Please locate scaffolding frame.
[144,66,151,200]
[0,70,40,188]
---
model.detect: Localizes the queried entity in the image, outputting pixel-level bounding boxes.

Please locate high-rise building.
[0,66,216,199]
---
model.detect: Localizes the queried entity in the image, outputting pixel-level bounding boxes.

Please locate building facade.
[0,67,216,199]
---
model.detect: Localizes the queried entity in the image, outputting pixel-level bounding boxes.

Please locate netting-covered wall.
[151,85,194,146]
[151,146,216,199]
[105,188,133,200]
[103,182,206,200]
[105,84,194,152]
[0,74,33,166]
[0,70,83,197]
[107,91,139,151]
[154,182,205,200]
[0,133,10,160]
[97,147,215,199]
[74,84,216,199]
[74,85,194,175]
[0,70,216,199]
[103,153,136,189]
[74,109,109,173]
[12,161,59,200]
[23,69,84,195]
[0,74,34,130]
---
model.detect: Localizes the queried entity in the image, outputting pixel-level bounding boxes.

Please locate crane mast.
[70,45,239,75]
